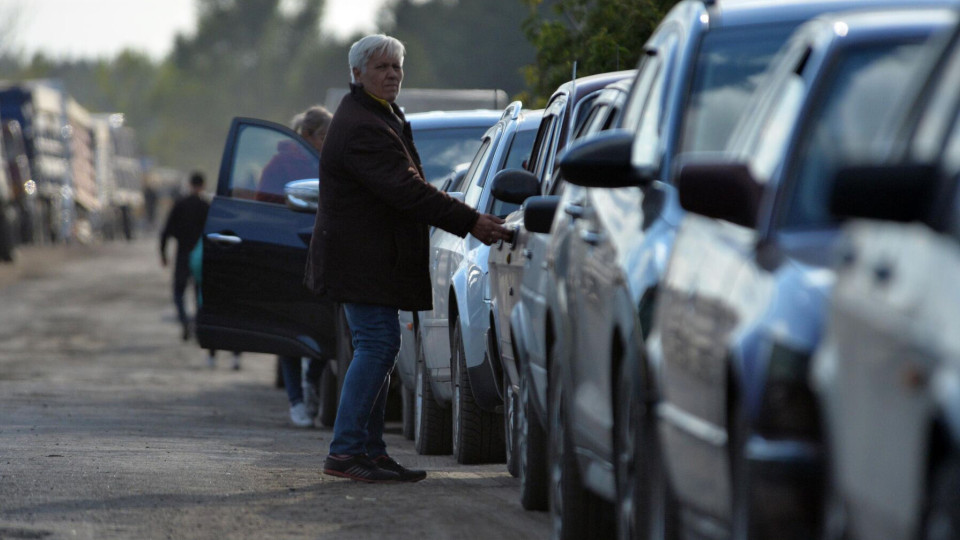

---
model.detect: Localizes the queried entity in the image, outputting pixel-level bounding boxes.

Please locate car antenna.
[571,60,578,95]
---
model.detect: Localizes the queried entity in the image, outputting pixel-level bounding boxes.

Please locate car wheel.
[414,333,452,455]
[451,318,504,464]
[317,361,338,428]
[548,363,613,539]
[504,369,520,478]
[274,357,284,389]
[922,452,960,540]
[401,383,415,440]
[615,358,644,540]
[647,421,681,540]
[334,304,353,397]
[519,364,548,510]
[732,403,763,540]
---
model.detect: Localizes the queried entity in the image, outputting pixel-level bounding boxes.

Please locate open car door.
[197,117,335,360]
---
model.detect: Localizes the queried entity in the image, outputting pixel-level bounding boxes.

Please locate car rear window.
[679,23,797,153]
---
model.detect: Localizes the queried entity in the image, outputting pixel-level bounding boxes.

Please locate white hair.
[348,34,405,83]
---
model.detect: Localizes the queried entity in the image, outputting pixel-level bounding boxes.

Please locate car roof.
[552,70,636,105]
[709,0,960,28]
[406,109,503,130]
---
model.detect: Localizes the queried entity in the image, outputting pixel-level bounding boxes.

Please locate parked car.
[812,18,960,540]
[486,69,635,511]
[410,102,541,459]
[639,7,955,539]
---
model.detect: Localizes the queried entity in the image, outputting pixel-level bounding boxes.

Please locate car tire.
[648,422,681,540]
[922,452,960,540]
[519,364,548,510]
[504,369,520,478]
[732,402,763,540]
[317,361,338,428]
[401,384,415,440]
[451,319,505,464]
[548,364,613,539]
[414,334,452,455]
[615,358,646,540]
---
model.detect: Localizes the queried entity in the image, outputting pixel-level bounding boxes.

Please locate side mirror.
[830,163,937,223]
[523,196,560,234]
[676,161,762,228]
[559,129,645,188]
[285,179,319,213]
[491,168,540,205]
[447,191,466,204]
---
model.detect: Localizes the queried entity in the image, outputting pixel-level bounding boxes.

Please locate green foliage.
[386,0,535,97]
[520,0,677,106]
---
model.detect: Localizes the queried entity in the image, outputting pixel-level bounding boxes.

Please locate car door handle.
[564,203,586,219]
[580,229,605,245]
[207,233,242,245]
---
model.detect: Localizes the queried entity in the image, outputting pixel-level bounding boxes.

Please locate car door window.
[782,41,926,229]
[464,137,495,209]
[679,23,798,154]
[489,127,538,217]
[228,124,318,204]
[626,32,678,171]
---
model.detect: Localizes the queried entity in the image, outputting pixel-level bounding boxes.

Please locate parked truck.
[0,80,73,244]
[92,113,143,240]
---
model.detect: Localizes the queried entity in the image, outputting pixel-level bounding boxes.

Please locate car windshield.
[411,126,488,188]
[679,23,796,153]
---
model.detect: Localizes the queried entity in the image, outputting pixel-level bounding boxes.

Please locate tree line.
[0,0,673,179]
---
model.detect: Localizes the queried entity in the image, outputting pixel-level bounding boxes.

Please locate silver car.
[413,103,541,459]
[813,20,960,540]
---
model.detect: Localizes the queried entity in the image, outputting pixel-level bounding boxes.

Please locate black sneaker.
[323,454,401,483]
[373,455,427,483]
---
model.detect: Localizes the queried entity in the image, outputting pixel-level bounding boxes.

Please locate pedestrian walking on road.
[160,171,209,342]
[304,34,511,483]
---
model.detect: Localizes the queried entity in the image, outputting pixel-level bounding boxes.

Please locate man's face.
[354,50,403,103]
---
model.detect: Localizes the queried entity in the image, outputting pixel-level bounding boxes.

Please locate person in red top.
[256,106,332,204]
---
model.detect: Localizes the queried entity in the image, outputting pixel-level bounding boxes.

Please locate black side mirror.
[523,196,560,234]
[830,163,938,223]
[491,168,540,205]
[559,129,646,188]
[676,161,761,228]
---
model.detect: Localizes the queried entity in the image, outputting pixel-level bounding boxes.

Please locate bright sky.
[10,0,388,61]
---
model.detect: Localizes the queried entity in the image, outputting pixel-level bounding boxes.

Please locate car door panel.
[198,117,335,360]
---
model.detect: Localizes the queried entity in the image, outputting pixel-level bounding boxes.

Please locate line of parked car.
[195,1,960,539]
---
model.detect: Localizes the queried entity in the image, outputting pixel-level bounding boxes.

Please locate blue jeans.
[329,303,400,457]
[279,356,323,406]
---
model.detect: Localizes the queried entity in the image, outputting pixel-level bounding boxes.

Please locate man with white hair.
[304,34,510,483]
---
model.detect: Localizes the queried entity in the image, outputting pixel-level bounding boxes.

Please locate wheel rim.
[519,373,531,489]
[505,373,516,467]
[415,346,424,442]
[452,326,462,455]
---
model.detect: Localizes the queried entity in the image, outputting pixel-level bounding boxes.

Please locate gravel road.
[0,238,549,540]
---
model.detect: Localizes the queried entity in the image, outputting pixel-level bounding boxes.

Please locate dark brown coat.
[304,85,479,311]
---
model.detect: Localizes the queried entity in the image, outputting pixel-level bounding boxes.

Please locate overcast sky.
[9,0,388,61]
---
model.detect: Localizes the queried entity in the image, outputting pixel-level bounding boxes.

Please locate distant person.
[267,106,333,428]
[159,171,209,341]
[304,34,509,483]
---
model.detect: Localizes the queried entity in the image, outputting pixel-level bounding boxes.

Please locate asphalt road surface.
[0,238,549,540]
